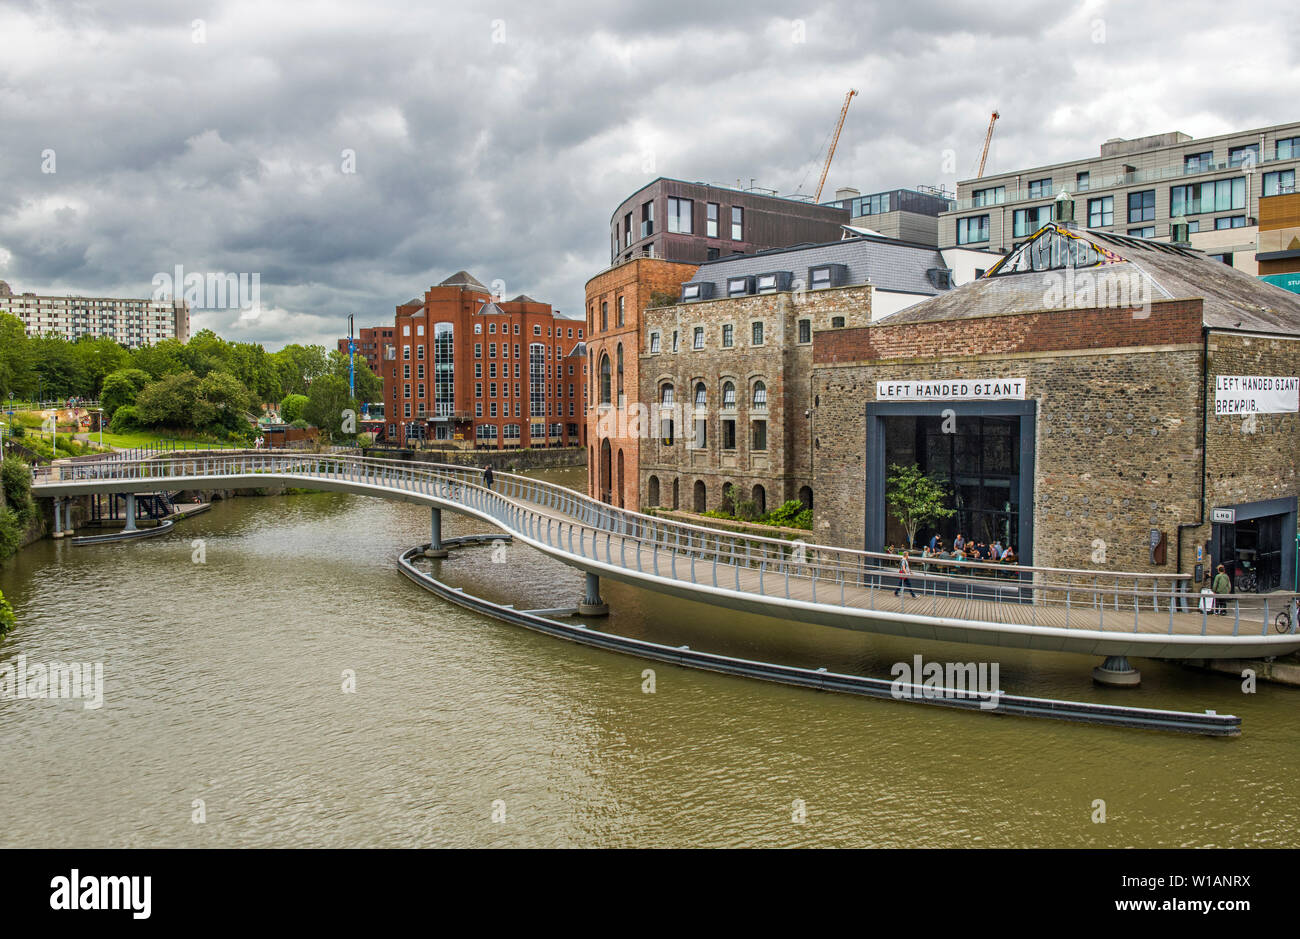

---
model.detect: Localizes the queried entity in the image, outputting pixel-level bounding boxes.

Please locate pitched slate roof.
[439,270,487,289]
[685,234,951,297]
[881,224,1300,334]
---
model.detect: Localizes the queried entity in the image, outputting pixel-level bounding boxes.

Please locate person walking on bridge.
[1211,563,1231,615]
[894,549,918,599]
[482,464,495,490]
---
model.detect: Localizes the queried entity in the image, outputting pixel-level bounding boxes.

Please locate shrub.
[0,509,22,565]
[110,405,140,433]
[0,587,14,635]
[1,457,36,525]
[764,500,807,527]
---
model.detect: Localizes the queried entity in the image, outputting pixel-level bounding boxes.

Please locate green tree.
[195,370,255,432]
[885,463,955,549]
[100,368,153,419]
[129,338,188,379]
[72,336,129,394]
[0,313,37,400]
[303,374,356,440]
[31,334,91,398]
[279,393,309,423]
[134,371,200,428]
[326,349,382,403]
[270,344,329,397]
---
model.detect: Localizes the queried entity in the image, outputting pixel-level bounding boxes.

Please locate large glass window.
[972,186,1005,207]
[1127,190,1155,223]
[1277,137,1300,160]
[1263,169,1296,197]
[1184,151,1213,172]
[694,382,707,408]
[1013,205,1052,237]
[598,352,611,405]
[722,324,733,348]
[752,381,767,409]
[434,322,454,417]
[706,202,719,238]
[530,343,547,417]
[731,206,744,240]
[640,201,654,238]
[1170,178,1245,216]
[668,197,694,233]
[1027,178,1052,198]
[956,215,989,244]
[722,381,736,408]
[1228,144,1259,168]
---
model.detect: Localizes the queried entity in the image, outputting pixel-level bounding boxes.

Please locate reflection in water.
[1,465,1298,847]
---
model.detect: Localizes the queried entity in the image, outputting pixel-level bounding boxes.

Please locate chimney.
[835,187,861,202]
[1170,219,1191,246]
[1052,189,1075,226]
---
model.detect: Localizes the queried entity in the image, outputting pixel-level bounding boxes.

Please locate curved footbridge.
[34,452,1300,687]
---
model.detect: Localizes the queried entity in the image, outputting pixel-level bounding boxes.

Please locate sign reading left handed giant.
[1213,375,1299,415]
[875,378,1027,401]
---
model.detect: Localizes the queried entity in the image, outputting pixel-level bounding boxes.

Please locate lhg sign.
[1213,375,1299,415]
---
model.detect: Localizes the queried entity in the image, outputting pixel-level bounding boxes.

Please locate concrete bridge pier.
[52,498,64,538]
[577,572,609,616]
[1093,655,1141,687]
[63,498,74,536]
[123,493,138,533]
[424,507,448,558]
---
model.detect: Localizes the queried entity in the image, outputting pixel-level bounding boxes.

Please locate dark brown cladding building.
[609,178,850,267]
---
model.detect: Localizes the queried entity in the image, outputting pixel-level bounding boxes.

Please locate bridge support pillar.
[1092,655,1141,687]
[424,506,448,558]
[52,498,64,538]
[123,493,138,533]
[577,572,609,616]
[64,498,74,535]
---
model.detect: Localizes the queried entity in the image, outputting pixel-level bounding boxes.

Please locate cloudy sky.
[1,0,1296,349]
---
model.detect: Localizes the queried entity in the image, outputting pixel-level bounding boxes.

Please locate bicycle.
[1276,607,1296,634]
[1235,570,1258,593]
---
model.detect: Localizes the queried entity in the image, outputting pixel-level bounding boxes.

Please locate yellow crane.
[814,89,857,202]
[976,110,1000,178]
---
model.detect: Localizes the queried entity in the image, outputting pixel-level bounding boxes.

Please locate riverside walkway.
[31,452,1300,673]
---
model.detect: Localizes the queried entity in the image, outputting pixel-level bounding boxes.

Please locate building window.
[1027,178,1052,198]
[752,381,767,409]
[1277,136,1300,160]
[722,324,733,348]
[671,330,679,352]
[1228,144,1259,168]
[475,343,482,358]
[722,381,736,409]
[1209,252,1233,266]
[616,344,623,402]
[489,342,496,357]
[474,323,482,334]
[731,206,743,241]
[956,215,989,244]
[721,419,736,450]
[475,403,482,417]
[798,319,811,343]
[599,354,611,404]
[403,364,411,379]
[706,202,719,238]
[751,419,767,451]
[751,321,764,345]
[972,186,1005,207]
[661,383,674,406]
[1127,190,1155,223]
[600,303,607,331]
[649,331,661,353]
[530,343,546,417]
[640,200,654,238]
[1263,169,1296,197]
[476,424,498,441]
[693,326,704,349]
[694,382,707,408]
[617,296,625,327]
[706,247,719,260]
[403,345,411,360]
[1127,226,1155,238]
[1013,205,1052,237]
[1171,178,1245,216]
[1214,215,1247,229]
[726,277,750,297]
[1184,151,1214,172]
[1088,196,1114,227]
[624,212,632,247]
[1075,171,1090,192]
[668,197,694,234]
[831,316,846,328]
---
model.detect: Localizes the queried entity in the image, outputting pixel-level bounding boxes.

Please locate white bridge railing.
[34,452,1300,638]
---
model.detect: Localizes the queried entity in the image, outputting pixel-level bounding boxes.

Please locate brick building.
[585,257,698,508]
[383,271,586,449]
[634,236,960,517]
[810,221,1300,592]
[337,326,395,378]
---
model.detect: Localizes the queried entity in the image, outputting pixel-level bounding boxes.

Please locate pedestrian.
[928,532,940,553]
[894,549,918,598]
[953,532,965,554]
[1211,563,1231,615]
[482,464,495,489]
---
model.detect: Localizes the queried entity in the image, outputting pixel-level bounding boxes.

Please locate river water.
[1,466,1298,848]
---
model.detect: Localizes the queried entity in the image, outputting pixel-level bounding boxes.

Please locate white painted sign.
[1213,375,1299,415]
[1211,508,1236,524]
[875,378,1027,401]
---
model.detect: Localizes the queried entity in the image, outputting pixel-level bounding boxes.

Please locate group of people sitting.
[909,532,1017,566]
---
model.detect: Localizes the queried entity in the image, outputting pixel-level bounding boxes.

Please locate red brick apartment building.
[382,271,587,449]
[337,326,395,377]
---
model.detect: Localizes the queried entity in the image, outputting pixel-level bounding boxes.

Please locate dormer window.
[726,276,752,297]
[756,274,777,293]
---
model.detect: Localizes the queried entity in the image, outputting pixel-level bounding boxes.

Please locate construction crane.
[976,110,1000,178]
[814,89,857,202]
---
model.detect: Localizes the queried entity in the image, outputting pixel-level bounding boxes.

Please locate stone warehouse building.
[384,272,587,449]
[634,236,960,518]
[812,221,1300,591]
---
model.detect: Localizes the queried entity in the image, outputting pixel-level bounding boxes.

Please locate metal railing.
[34,452,1299,638]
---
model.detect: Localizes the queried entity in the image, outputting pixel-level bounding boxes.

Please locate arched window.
[722,381,736,409]
[720,482,735,515]
[752,381,767,409]
[672,478,680,509]
[751,484,767,514]
[694,382,707,408]
[693,480,707,513]
[616,344,624,400]
[599,354,611,404]
[798,485,813,510]
[647,475,660,507]
[660,383,674,405]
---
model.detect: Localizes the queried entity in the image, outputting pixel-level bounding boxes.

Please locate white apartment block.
[940,121,1300,274]
[0,280,190,347]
